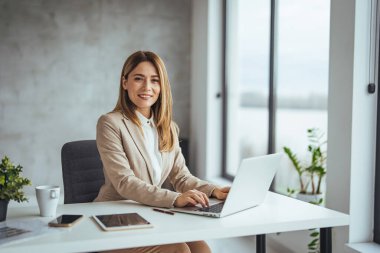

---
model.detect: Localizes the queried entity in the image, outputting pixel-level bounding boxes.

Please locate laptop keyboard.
[198,202,225,213]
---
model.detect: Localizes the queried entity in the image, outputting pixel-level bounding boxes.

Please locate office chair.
[61,138,190,203]
[61,140,105,204]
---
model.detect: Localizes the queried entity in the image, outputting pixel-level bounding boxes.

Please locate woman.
[95,51,230,253]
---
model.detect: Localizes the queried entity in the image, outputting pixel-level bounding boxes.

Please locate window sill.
[346,242,380,253]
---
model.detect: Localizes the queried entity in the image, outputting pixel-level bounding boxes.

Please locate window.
[224,0,271,178]
[274,0,330,193]
[223,0,330,194]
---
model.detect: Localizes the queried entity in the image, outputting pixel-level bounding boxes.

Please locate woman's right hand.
[174,189,209,208]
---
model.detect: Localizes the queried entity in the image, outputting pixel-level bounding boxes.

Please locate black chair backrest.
[61,140,105,204]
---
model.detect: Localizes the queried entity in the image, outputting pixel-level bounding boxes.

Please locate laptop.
[169,153,283,218]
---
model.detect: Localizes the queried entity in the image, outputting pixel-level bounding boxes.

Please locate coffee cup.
[35,185,60,217]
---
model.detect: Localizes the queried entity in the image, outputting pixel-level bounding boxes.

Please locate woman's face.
[123,61,161,118]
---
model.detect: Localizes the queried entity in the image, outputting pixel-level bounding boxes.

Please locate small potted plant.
[0,156,31,221]
[283,128,327,253]
[283,128,327,204]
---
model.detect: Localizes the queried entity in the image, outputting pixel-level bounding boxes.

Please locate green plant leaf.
[310,231,319,237]
[285,128,327,196]
[283,146,306,192]
[0,156,31,202]
[308,238,319,247]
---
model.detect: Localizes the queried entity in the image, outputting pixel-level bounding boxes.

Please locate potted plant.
[283,128,327,204]
[0,156,31,221]
[283,128,327,253]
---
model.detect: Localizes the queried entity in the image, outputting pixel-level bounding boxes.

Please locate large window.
[223,0,330,193]
[224,0,270,177]
[274,0,330,193]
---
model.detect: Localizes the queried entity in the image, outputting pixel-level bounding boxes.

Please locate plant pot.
[296,193,324,206]
[0,199,9,222]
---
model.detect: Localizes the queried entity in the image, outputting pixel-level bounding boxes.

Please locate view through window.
[224,0,330,195]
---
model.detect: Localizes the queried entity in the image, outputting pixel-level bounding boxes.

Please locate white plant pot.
[296,193,324,206]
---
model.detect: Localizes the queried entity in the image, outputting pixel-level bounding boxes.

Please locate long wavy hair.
[113,51,175,152]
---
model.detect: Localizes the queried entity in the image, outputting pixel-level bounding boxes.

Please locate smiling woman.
[94,51,230,253]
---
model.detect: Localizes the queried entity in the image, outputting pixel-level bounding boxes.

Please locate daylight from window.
[226,0,330,194]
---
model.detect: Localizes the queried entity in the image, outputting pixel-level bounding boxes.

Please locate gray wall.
[0,0,191,194]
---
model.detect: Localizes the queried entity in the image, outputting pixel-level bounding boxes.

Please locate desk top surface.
[2,192,349,253]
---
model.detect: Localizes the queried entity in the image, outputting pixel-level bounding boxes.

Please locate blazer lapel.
[122,118,155,184]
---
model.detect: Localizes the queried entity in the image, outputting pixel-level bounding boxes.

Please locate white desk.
[2,192,349,253]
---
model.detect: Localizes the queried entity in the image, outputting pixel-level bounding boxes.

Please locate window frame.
[374,22,380,244]
[373,0,380,244]
[222,0,277,180]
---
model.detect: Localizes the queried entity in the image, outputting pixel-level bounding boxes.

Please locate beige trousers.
[103,241,211,253]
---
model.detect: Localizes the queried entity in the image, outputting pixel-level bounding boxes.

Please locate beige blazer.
[94,111,216,208]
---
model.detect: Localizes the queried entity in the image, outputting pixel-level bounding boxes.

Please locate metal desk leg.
[320,227,332,253]
[256,234,266,253]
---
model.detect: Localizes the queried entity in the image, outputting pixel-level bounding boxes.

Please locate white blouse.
[136,111,163,185]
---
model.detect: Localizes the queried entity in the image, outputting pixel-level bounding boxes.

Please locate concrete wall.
[0,0,191,195]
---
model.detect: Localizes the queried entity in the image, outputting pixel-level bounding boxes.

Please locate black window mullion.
[221,0,233,180]
[267,0,277,190]
[268,0,277,155]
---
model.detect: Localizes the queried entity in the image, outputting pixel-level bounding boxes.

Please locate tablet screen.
[93,213,153,231]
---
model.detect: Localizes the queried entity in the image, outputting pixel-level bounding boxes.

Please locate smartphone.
[48,214,84,227]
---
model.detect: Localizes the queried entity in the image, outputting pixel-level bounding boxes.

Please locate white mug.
[35,185,60,217]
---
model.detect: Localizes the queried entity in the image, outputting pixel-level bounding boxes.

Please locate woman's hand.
[174,189,210,208]
[211,186,230,200]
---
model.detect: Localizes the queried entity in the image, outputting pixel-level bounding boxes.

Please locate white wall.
[190,0,223,180]
[190,0,208,178]
[328,0,377,251]
[349,0,376,243]
[326,0,355,251]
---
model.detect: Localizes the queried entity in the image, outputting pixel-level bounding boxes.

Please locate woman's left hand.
[211,186,230,200]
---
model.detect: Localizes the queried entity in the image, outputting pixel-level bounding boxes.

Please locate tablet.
[92,213,153,231]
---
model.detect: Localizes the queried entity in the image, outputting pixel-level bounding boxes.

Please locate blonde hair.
[114,51,175,152]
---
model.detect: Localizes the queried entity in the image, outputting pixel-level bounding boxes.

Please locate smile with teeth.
[138,94,153,99]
